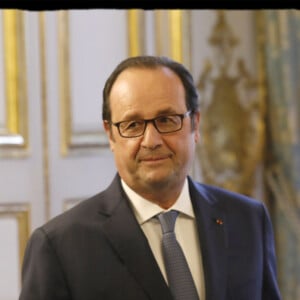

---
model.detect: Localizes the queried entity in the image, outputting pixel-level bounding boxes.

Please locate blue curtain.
[261,10,300,300]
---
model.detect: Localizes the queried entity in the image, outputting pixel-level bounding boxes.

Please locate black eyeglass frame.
[110,110,193,138]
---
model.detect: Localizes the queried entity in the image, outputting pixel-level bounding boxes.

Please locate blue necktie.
[157,210,199,300]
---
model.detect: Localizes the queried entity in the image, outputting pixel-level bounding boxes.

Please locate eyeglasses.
[111,110,192,138]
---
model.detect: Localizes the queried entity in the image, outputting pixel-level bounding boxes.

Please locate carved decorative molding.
[196,11,265,196]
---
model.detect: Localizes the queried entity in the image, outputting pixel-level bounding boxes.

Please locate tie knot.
[157,210,179,234]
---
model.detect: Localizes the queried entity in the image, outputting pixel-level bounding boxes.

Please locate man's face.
[104,66,200,199]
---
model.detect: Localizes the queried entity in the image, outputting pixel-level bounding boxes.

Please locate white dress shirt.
[121,178,206,299]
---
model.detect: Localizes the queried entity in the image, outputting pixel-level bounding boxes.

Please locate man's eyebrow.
[119,108,178,121]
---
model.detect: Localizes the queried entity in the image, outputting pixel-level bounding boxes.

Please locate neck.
[126,178,186,209]
[142,191,180,209]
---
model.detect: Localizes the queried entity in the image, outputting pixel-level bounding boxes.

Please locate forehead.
[109,66,186,118]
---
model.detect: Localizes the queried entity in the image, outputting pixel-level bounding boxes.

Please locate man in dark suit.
[19,56,281,300]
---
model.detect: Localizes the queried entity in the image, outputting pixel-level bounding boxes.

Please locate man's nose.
[140,121,163,149]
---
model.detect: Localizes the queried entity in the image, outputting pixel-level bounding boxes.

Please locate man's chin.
[143,172,177,188]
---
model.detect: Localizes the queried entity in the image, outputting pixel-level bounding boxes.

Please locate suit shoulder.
[39,190,107,237]
[191,179,264,210]
[38,175,123,236]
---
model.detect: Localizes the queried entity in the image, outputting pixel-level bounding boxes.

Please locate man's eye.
[124,121,143,130]
[157,116,175,124]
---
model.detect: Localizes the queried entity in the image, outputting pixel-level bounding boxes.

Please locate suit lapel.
[189,178,228,300]
[98,176,173,300]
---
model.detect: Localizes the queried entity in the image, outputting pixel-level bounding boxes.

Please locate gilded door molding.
[0,10,28,158]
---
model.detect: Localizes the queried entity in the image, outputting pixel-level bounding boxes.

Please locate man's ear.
[103,120,115,151]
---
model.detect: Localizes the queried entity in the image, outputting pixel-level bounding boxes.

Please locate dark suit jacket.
[19,174,281,300]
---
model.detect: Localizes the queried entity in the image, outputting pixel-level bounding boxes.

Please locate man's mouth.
[139,154,171,162]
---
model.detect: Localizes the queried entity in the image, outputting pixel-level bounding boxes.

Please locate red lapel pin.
[215,218,224,225]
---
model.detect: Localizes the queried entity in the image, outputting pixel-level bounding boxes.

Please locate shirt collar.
[121,178,195,225]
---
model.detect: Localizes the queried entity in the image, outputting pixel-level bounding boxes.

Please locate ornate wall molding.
[196,11,265,196]
[0,10,28,158]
